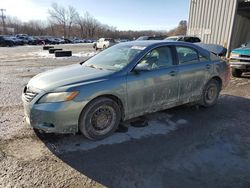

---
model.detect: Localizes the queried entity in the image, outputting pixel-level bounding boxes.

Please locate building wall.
[187,0,238,51]
[231,14,250,49]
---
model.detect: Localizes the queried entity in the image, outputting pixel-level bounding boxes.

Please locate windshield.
[83,44,145,71]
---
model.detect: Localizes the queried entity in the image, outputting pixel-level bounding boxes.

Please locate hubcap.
[206,84,217,103]
[91,105,115,134]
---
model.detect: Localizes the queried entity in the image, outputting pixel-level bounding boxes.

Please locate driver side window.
[136,46,173,70]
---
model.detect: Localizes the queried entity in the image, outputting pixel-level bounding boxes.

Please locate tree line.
[1,3,187,39]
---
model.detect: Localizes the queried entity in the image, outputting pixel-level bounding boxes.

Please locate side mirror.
[133,63,152,73]
[133,56,158,72]
[241,43,246,48]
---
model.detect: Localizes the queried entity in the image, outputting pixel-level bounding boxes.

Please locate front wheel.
[201,79,220,107]
[79,97,121,140]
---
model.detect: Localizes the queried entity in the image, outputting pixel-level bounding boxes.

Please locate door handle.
[169,71,178,76]
[206,64,211,70]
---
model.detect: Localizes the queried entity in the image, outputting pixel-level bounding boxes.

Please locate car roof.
[117,40,193,47]
[167,35,200,39]
[117,40,211,56]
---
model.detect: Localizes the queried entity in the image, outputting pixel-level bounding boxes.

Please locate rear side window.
[176,46,199,64]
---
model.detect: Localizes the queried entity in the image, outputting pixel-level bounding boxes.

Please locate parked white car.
[94,38,116,50]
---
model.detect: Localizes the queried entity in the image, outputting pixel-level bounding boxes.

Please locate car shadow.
[35,94,250,188]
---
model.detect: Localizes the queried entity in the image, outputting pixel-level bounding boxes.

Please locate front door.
[126,46,179,118]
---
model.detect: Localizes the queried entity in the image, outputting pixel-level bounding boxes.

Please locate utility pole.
[0,9,6,35]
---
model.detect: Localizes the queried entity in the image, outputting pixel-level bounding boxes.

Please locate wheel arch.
[210,76,222,91]
[78,94,125,128]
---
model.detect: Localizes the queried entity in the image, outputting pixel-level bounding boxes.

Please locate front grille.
[240,54,250,58]
[23,86,38,103]
[240,59,250,63]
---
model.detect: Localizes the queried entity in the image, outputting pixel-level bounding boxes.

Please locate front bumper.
[230,57,250,70]
[22,89,87,134]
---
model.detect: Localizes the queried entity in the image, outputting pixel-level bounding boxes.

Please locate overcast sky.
[0,0,189,31]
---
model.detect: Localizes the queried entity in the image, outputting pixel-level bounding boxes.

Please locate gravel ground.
[0,44,250,188]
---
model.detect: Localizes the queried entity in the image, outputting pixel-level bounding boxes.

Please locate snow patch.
[57,115,187,152]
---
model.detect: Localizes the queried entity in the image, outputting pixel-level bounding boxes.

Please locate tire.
[55,51,72,57]
[49,48,62,54]
[232,68,242,78]
[79,97,121,140]
[43,46,54,50]
[8,42,14,47]
[103,45,106,50]
[201,79,220,107]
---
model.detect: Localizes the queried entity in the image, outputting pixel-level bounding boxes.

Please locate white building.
[187,0,250,54]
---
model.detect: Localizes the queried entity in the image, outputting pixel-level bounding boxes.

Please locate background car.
[136,36,166,40]
[41,36,59,45]
[0,36,15,47]
[165,36,201,43]
[94,38,116,50]
[230,42,250,77]
[22,41,230,140]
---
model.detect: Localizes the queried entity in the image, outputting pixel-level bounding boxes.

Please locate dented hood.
[28,64,113,91]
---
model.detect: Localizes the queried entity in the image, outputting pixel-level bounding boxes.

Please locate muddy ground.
[0,44,250,188]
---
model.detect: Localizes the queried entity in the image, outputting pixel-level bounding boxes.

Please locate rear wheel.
[201,79,220,107]
[7,41,14,47]
[232,68,242,78]
[79,97,121,140]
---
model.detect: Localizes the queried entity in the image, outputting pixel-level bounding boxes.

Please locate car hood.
[28,64,113,92]
[232,47,250,55]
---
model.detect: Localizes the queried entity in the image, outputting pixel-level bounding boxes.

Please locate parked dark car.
[0,36,15,47]
[230,42,250,77]
[63,38,73,44]
[16,36,29,44]
[54,38,65,44]
[6,36,25,45]
[137,36,167,40]
[41,37,59,45]
[22,41,230,140]
[33,36,46,45]
[15,34,29,38]
[165,36,201,43]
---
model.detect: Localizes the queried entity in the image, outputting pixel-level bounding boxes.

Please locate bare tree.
[48,3,78,38]
[48,3,67,37]
[67,6,78,38]
[167,20,187,36]
[76,14,84,38]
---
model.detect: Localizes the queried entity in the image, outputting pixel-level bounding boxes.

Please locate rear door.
[175,45,211,101]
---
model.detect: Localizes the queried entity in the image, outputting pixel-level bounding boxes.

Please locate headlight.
[38,91,79,104]
[230,53,240,58]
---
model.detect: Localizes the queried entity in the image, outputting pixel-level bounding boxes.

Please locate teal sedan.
[230,42,250,77]
[22,41,230,140]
